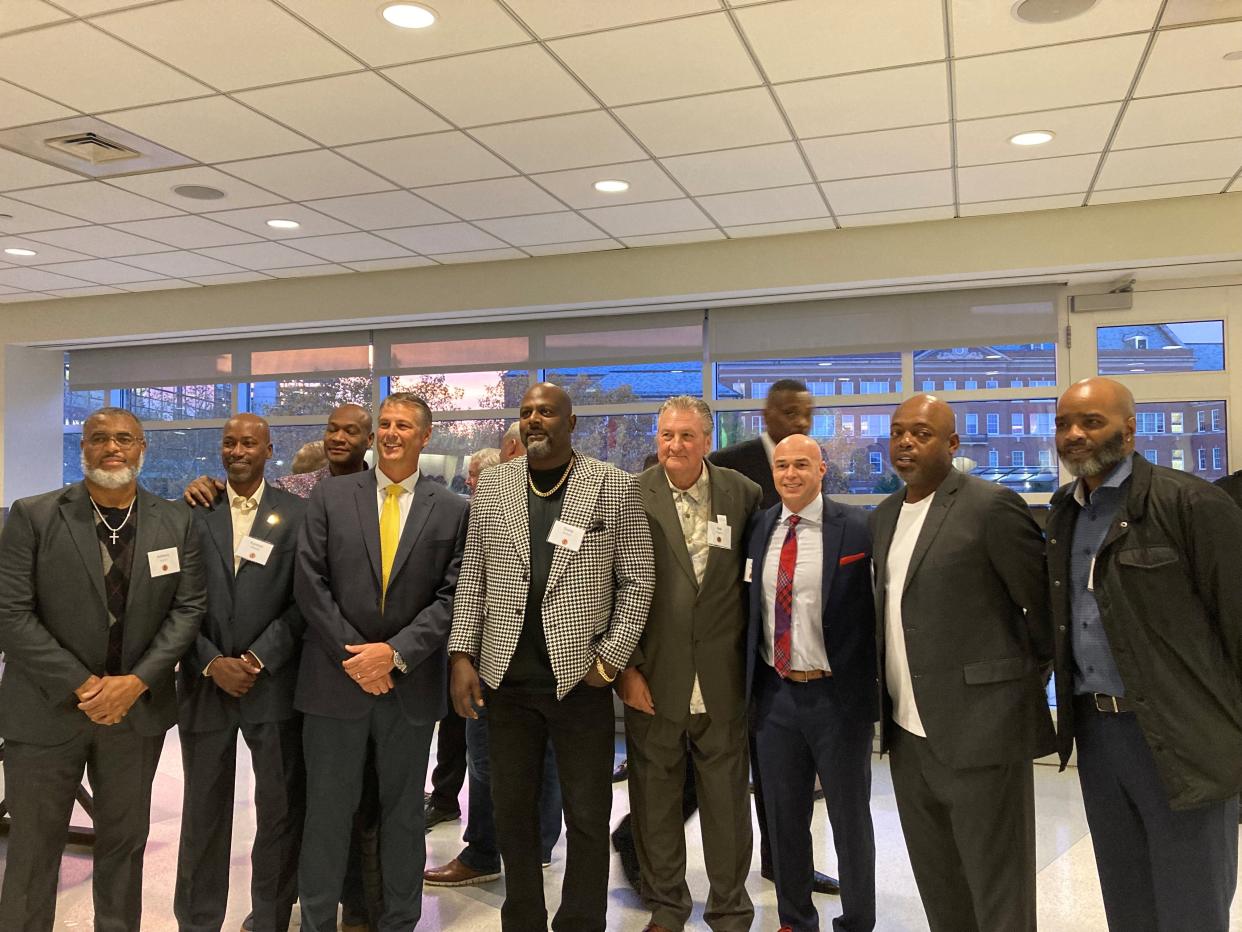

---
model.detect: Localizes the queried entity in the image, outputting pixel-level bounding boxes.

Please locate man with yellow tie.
[294,392,469,931]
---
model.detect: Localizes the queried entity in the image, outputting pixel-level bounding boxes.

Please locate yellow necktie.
[380,483,403,607]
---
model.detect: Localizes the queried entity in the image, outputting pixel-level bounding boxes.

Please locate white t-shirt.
[884,493,935,737]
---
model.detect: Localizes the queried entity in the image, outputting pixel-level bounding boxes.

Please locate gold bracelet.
[594,656,616,683]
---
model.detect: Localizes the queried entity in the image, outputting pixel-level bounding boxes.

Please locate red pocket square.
[839,552,867,566]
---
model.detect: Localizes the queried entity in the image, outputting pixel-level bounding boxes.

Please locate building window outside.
[869,451,884,474]
[1198,449,1208,471]
[965,413,979,435]
[1011,450,1025,467]
[1039,448,1054,467]
[1212,408,1223,431]
[988,449,999,467]
[1143,449,1158,465]
[986,413,1000,435]
[1099,320,1224,376]
[1173,449,1186,471]
[1136,411,1166,434]
[1011,413,1024,435]
[1213,448,1224,471]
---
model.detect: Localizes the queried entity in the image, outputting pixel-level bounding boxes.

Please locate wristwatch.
[594,655,616,683]
[392,649,408,674]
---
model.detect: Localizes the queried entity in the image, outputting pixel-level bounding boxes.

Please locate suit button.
[1049,538,1057,545]
[1119,521,1128,529]
[1053,580,1061,587]
[1059,625,1066,631]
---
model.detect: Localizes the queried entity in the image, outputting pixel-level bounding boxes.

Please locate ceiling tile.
[0,0,71,33]
[0,22,209,112]
[48,285,127,297]
[580,199,714,237]
[1095,138,1242,188]
[775,63,950,138]
[34,258,160,284]
[956,103,1121,166]
[46,0,152,13]
[279,0,530,68]
[471,111,645,173]
[737,0,945,83]
[429,247,527,264]
[105,166,286,213]
[803,124,952,181]
[954,35,1148,119]
[120,278,199,291]
[27,225,174,256]
[0,79,76,130]
[0,237,92,263]
[378,222,509,253]
[10,181,180,222]
[116,251,247,277]
[237,72,448,147]
[698,185,829,226]
[306,191,455,229]
[0,149,86,191]
[0,267,94,290]
[549,14,760,106]
[110,216,262,249]
[619,229,725,247]
[0,195,84,234]
[725,217,838,238]
[222,150,395,201]
[384,45,596,128]
[188,270,272,285]
[265,264,352,278]
[820,169,954,214]
[1161,0,1242,26]
[531,161,684,208]
[417,177,564,219]
[0,292,56,301]
[1137,21,1242,96]
[287,232,413,262]
[950,0,1161,56]
[959,194,1084,216]
[346,256,436,271]
[196,242,323,270]
[1113,87,1242,150]
[662,142,812,195]
[102,97,315,163]
[616,88,791,157]
[524,239,623,256]
[837,205,955,227]
[475,212,607,246]
[341,132,516,187]
[199,203,356,239]
[505,0,718,37]
[958,153,1099,202]
[1090,179,1227,204]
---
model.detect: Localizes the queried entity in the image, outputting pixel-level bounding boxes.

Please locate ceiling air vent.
[45,131,141,164]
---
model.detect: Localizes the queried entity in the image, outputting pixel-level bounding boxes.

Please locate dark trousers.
[888,724,1035,932]
[174,717,304,932]
[1075,699,1239,932]
[340,743,383,927]
[626,709,753,932]
[299,698,434,932]
[488,682,614,932]
[459,709,562,874]
[754,665,875,932]
[428,692,467,814]
[0,723,164,932]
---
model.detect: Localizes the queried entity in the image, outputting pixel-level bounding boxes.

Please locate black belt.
[1076,692,1136,713]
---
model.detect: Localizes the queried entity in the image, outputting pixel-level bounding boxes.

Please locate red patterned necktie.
[773,514,799,678]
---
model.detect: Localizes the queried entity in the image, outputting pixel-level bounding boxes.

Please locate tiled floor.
[5,728,1242,931]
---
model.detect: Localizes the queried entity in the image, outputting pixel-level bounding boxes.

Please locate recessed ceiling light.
[594,179,630,193]
[1223,50,1242,61]
[173,184,226,200]
[1012,0,1098,25]
[4,247,36,256]
[266,219,300,230]
[381,3,436,28]
[1010,130,1055,146]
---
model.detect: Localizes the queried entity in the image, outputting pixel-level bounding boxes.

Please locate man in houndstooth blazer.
[448,382,655,932]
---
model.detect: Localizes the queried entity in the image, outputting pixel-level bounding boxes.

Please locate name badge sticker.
[148,547,180,577]
[707,514,731,550]
[236,535,274,566]
[744,557,753,582]
[548,520,586,552]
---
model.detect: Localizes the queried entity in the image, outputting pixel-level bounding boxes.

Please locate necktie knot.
[788,514,800,529]
[385,484,404,500]
[233,496,256,513]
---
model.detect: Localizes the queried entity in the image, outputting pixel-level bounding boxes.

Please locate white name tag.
[707,514,731,550]
[744,557,753,582]
[548,520,585,551]
[236,535,274,566]
[147,547,180,577]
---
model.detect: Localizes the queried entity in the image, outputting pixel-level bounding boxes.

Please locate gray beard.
[525,436,552,459]
[1059,430,1127,478]
[81,451,144,489]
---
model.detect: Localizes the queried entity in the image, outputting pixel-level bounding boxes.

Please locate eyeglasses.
[85,432,143,449]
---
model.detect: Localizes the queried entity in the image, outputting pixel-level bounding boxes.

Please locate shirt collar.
[779,492,823,527]
[666,462,710,503]
[1072,455,1133,507]
[760,431,775,464]
[376,466,419,495]
[226,480,264,508]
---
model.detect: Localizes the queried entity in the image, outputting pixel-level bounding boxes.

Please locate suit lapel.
[819,500,846,607]
[901,470,962,594]
[204,500,237,590]
[702,463,737,585]
[388,476,435,586]
[870,493,901,594]
[354,471,382,588]
[125,490,163,613]
[59,484,107,609]
[500,461,531,568]
[647,471,696,588]
[544,456,604,596]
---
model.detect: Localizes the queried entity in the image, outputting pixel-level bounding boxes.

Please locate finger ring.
[356,674,362,680]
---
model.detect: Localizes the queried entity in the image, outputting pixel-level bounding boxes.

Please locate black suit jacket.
[177,484,306,732]
[294,469,468,724]
[1214,471,1242,507]
[870,469,1055,769]
[711,439,778,508]
[744,496,879,722]
[0,482,205,744]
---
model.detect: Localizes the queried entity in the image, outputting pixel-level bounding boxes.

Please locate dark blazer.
[630,462,762,725]
[870,469,1055,769]
[294,468,468,725]
[0,482,205,744]
[177,484,307,733]
[1214,470,1242,507]
[711,439,777,508]
[744,496,879,721]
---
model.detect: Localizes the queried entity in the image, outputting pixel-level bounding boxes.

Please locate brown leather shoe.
[423,857,502,887]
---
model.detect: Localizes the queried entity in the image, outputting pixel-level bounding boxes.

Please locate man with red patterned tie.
[743,434,877,932]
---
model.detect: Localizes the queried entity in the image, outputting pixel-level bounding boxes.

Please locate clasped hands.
[75,674,147,725]
[343,642,396,695]
[207,652,263,697]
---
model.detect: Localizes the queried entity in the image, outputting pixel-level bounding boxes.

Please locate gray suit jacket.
[630,462,761,725]
[294,468,468,724]
[870,469,1055,769]
[177,484,306,732]
[0,482,205,744]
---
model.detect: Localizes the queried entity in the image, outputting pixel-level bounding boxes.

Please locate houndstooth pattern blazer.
[448,452,655,700]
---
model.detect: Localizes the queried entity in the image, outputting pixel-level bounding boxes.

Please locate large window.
[543,362,704,404]
[715,354,902,400]
[1098,320,1225,376]
[120,385,232,421]
[247,377,372,417]
[914,343,1056,390]
[1134,401,1227,482]
[388,372,518,410]
[951,400,1058,492]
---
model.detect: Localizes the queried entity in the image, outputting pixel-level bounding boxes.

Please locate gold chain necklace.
[528,454,574,498]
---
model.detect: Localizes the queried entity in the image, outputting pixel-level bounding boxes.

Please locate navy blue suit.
[745,496,878,932]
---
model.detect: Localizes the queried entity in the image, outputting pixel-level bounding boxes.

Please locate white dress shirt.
[761,493,830,672]
[227,480,265,574]
[884,492,934,737]
[375,466,419,535]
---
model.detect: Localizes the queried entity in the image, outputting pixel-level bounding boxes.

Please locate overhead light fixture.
[1012,0,1098,24]
[381,3,437,28]
[4,247,36,256]
[594,179,630,193]
[266,219,300,230]
[1009,130,1055,146]
[1224,50,1242,61]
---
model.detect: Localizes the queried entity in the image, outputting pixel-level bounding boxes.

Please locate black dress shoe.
[611,822,642,893]
[760,865,841,896]
[423,802,461,832]
[240,916,254,932]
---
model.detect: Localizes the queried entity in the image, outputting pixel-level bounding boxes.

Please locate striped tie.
[773,515,799,677]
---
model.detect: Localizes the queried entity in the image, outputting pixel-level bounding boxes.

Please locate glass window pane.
[913,343,1056,390]
[248,377,372,416]
[572,413,659,474]
[1098,320,1224,375]
[420,418,512,493]
[388,371,525,411]
[118,384,232,421]
[65,388,106,426]
[268,424,336,483]
[1135,401,1227,481]
[951,399,1058,492]
[136,428,221,500]
[714,355,903,401]
[542,362,703,404]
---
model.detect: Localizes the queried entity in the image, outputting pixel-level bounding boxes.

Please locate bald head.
[222,413,272,494]
[890,393,958,502]
[772,433,826,513]
[1060,377,1135,420]
[1055,378,1136,484]
[520,382,576,466]
[323,403,373,474]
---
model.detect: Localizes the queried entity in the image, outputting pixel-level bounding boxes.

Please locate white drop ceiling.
[0,0,1239,303]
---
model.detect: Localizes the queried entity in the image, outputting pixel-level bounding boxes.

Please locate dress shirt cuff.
[202,655,223,677]
[241,649,264,671]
